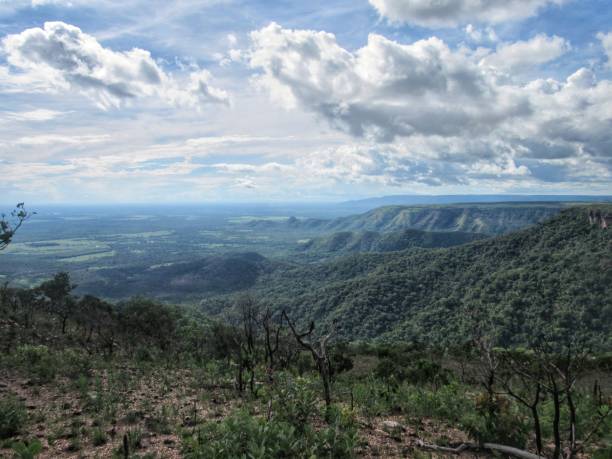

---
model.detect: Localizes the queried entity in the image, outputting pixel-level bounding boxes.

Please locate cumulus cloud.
[521,68,612,162]
[249,23,529,142]
[1,21,229,109]
[247,23,612,188]
[368,0,567,28]
[480,34,570,73]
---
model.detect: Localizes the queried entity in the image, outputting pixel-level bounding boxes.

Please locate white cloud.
[249,23,529,142]
[464,24,498,44]
[1,21,229,109]
[481,34,570,73]
[598,32,612,68]
[368,0,567,28]
[12,133,110,146]
[0,108,65,121]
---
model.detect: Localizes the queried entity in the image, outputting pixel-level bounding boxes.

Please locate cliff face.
[589,209,612,229]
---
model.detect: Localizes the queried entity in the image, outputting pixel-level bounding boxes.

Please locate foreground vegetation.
[1,281,611,458]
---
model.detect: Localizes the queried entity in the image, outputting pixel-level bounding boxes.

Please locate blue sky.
[0,0,611,203]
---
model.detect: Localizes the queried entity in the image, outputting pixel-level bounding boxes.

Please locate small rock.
[163,439,175,446]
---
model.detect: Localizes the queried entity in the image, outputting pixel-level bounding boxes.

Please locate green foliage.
[0,203,32,251]
[10,439,42,459]
[266,374,318,431]
[467,393,530,447]
[183,410,310,458]
[13,345,56,383]
[118,298,180,352]
[183,406,359,459]
[315,406,359,458]
[0,396,26,439]
[91,427,107,446]
[398,382,470,423]
[299,228,486,255]
[328,343,354,380]
[58,349,92,379]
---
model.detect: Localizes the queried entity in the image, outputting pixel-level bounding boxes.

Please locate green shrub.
[397,382,469,422]
[468,392,529,447]
[13,345,56,383]
[268,374,318,431]
[183,410,310,458]
[183,406,359,459]
[58,349,92,378]
[314,406,359,458]
[91,427,107,446]
[0,396,26,439]
[11,439,42,459]
[352,377,394,420]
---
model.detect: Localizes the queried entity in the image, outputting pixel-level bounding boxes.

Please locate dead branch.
[416,439,546,459]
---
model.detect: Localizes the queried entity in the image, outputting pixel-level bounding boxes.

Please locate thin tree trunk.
[567,390,577,457]
[532,405,543,456]
[552,381,562,459]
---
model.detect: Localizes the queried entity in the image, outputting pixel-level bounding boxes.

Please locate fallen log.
[416,439,546,459]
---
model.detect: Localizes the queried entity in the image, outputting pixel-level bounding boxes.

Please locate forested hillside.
[80,252,276,299]
[246,203,565,235]
[245,206,612,345]
[297,228,486,254]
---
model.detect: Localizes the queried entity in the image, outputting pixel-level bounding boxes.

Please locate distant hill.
[339,194,612,213]
[247,203,567,235]
[244,206,612,346]
[297,228,486,254]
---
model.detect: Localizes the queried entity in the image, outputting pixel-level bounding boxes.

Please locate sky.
[0,0,611,203]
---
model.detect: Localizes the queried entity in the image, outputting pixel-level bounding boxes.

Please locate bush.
[315,406,359,458]
[0,396,26,439]
[183,410,310,458]
[397,382,469,422]
[58,349,92,379]
[467,392,529,447]
[267,374,318,431]
[183,407,359,459]
[13,345,56,383]
[353,377,394,420]
[91,427,107,446]
[11,439,42,459]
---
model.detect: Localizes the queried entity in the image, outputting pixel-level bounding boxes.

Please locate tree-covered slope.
[245,202,566,235]
[318,203,565,235]
[250,206,612,346]
[81,252,276,299]
[297,228,486,254]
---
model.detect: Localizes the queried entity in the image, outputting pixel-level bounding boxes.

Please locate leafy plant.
[91,427,107,446]
[183,410,312,458]
[11,439,42,459]
[0,396,26,439]
[13,345,56,384]
[268,374,318,431]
